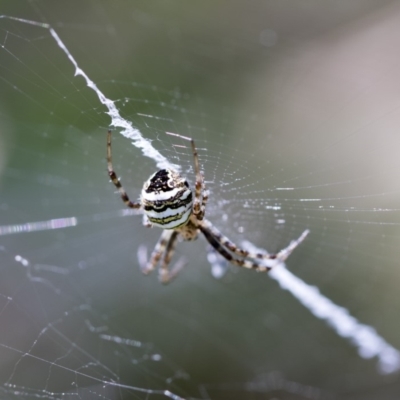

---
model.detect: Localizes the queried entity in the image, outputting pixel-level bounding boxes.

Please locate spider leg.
[197,171,209,220]
[107,130,141,209]
[158,231,187,284]
[275,229,310,262]
[138,230,173,275]
[200,223,271,271]
[142,214,152,228]
[200,219,309,263]
[166,132,204,217]
[184,136,202,212]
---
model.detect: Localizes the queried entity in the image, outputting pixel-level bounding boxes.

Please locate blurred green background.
[1,1,400,399]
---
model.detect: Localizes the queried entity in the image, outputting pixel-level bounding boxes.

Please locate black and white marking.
[141,169,193,229]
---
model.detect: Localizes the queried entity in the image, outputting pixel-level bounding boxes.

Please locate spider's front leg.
[142,214,152,228]
[138,230,172,275]
[200,219,309,263]
[200,223,269,271]
[137,229,186,284]
[199,219,309,272]
[158,231,186,284]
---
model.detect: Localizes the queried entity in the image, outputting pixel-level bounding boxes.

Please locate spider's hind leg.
[107,130,141,209]
[165,131,205,219]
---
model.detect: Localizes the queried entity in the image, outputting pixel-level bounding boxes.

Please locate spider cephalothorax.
[107,130,309,284]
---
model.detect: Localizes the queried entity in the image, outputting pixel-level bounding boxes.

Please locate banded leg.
[200,224,272,271]
[166,132,204,216]
[200,219,309,262]
[159,231,186,284]
[107,130,141,209]
[197,171,208,220]
[138,230,173,275]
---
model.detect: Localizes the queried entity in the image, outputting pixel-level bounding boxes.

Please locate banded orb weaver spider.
[107,130,309,284]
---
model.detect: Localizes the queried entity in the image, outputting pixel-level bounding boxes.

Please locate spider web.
[1,1,400,399]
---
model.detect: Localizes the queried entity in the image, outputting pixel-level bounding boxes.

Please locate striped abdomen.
[141,169,193,229]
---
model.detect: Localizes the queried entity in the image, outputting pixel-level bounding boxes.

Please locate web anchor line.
[241,240,400,375]
[0,15,178,172]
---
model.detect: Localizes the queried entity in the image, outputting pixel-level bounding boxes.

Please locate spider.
[107,130,309,284]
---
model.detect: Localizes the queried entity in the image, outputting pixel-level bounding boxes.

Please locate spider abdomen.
[107,130,308,284]
[141,169,193,229]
